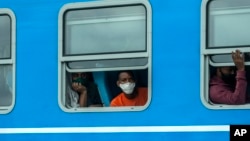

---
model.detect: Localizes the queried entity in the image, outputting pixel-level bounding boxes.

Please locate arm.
[210,71,247,104]
[72,82,88,107]
[79,91,87,107]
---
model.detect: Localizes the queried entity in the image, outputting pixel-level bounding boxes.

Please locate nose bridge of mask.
[73,77,82,83]
[120,82,134,88]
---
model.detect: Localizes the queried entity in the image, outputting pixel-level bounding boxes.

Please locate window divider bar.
[60,53,148,62]
[0,60,13,64]
[65,64,147,72]
[202,47,250,55]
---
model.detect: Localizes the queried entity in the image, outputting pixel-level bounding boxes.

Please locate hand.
[72,82,87,94]
[232,49,245,71]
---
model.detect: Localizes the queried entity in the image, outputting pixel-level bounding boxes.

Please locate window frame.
[0,8,16,114]
[201,0,250,109]
[58,0,152,112]
[63,5,147,56]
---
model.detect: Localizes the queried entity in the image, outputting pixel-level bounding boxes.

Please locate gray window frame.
[58,0,152,112]
[201,0,250,109]
[0,8,16,114]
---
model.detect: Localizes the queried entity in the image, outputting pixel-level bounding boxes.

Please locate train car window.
[201,0,250,109]
[207,0,250,48]
[58,0,152,112]
[0,9,16,114]
[63,5,146,55]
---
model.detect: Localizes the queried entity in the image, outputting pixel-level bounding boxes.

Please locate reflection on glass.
[208,0,250,48]
[0,65,12,106]
[64,5,146,55]
[0,15,11,59]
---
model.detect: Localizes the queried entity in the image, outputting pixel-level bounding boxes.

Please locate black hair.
[117,70,135,80]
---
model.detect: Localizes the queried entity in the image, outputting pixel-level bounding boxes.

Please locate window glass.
[0,65,12,106]
[64,5,146,55]
[208,0,250,48]
[0,9,15,113]
[0,15,11,59]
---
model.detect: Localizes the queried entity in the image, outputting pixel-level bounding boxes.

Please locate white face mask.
[119,82,135,94]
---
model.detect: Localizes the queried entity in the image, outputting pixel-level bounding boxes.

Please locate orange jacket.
[110,87,148,106]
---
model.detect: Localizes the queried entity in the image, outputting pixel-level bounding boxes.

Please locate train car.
[0,0,250,140]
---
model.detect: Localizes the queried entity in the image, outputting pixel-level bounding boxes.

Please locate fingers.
[232,51,235,60]
[72,82,80,90]
[232,49,244,60]
[72,82,86,92]
[232,49,245,71]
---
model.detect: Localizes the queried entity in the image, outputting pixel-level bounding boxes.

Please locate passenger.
[110,70,148,106]
[67,72,103,108]
[209,49,247,104]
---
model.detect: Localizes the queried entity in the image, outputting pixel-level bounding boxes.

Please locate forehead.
[119,72,132,79]
[221,67,233,70]
[220,67,235,73]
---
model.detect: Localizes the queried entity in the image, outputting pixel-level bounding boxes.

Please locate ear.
[116,81,120,87]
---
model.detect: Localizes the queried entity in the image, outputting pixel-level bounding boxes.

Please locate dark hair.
[117,70,135,80]
[71,72,94,82]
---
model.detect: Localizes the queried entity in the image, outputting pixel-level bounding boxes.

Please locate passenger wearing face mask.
[66,72,103,108]
[110,70,148,106]
[209,49,247,104]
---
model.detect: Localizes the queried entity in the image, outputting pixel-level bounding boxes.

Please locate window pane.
[65,69,148,108]
[0,65,12,106]
[64,5,146,55]
[67,58,148,69]
[208,0,250,48]
[0,15,11,59]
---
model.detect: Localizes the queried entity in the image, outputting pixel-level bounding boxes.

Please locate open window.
[58,0,152,112]
[201,0,250,109]
[0,9,16,114]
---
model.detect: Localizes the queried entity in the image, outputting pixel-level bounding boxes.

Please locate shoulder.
[136,87,148,98]
[137,87,148,93]
[210,76,223,85]
[110,93,123,106]
[112,93,123,100]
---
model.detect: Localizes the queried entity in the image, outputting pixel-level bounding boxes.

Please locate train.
[0,0,250,140]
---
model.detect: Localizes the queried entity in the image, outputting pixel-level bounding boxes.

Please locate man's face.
[117,72,135,85]
[220,67,234,76]
[219,67,236,86]
[117,72,136,95]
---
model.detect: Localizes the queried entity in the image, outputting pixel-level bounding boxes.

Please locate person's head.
[216,66,236,85]
[71,72,89,86]
[117,70,136,96]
